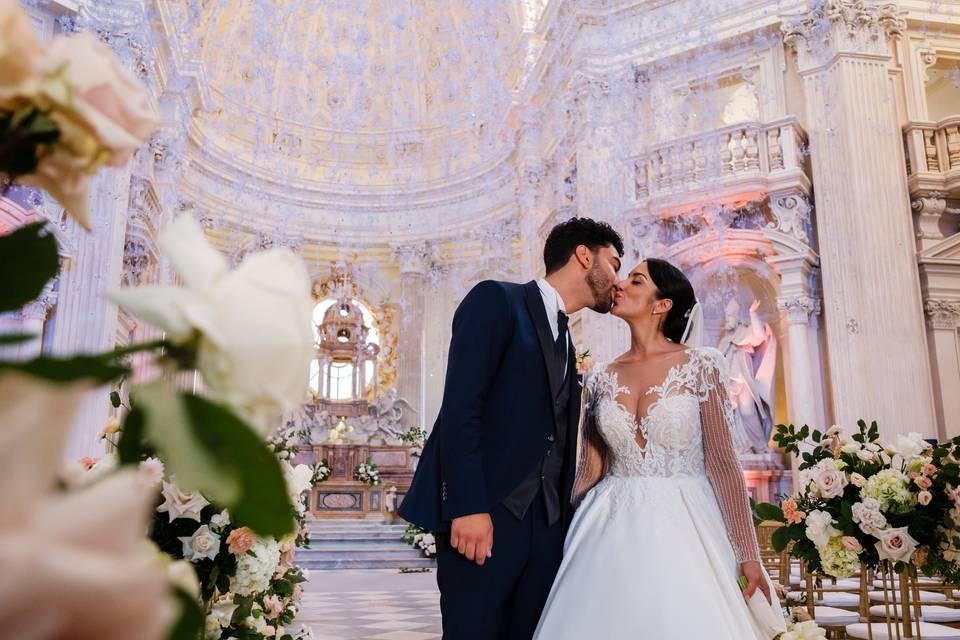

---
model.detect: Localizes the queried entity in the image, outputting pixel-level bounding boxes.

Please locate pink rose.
[916,476,933,490]
[78,456,99,470]
[841,536,862,552]
[813,461,848,499]
[263,594,283,620]
[875,527,919,563]
[923,464,938,477]
[908,471,920,480]
[226,527,255,555]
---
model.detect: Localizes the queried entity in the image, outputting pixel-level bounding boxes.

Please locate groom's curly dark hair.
[543,217,624,274]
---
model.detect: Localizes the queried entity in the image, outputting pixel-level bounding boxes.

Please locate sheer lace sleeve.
[698,348,761,563]
[571,372,608,509]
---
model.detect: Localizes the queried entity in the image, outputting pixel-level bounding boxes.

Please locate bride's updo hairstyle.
[645,258,696,344]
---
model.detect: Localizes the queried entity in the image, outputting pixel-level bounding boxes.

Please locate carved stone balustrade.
[632,117,811,214]
[904,116,960,198]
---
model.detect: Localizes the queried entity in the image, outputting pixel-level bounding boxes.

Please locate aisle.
[298,569,442,640]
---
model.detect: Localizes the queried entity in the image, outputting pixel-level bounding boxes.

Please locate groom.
[399,218,624,639]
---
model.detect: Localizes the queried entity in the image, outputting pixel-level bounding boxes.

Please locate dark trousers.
[436,493,565,640]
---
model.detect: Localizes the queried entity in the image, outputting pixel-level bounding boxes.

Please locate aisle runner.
[299,590,442,640]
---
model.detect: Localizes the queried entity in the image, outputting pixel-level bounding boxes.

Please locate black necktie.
[554,310,568,371]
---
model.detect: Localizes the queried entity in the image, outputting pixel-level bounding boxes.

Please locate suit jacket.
[398,280,582,532]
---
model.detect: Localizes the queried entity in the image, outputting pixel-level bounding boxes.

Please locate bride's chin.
[610,304,623,318]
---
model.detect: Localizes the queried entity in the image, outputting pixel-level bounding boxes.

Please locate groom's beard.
[586,264,615,313]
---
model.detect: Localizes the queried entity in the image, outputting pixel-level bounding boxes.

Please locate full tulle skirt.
[533,474,775,639]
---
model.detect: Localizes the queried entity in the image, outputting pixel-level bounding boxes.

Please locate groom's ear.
[573,245,593,270]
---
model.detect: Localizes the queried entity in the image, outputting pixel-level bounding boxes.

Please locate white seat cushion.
[814,605,860,626]
[868,604,960,623]
[868,589,949,603]
[798,578,861,589]
[846,621,960,639]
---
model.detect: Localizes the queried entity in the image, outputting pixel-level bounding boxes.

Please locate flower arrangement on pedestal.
[354,457,381,486]
[311,459,332,484]
[402,524,437,559]
[755,420,960,583]
[398,424,427,457]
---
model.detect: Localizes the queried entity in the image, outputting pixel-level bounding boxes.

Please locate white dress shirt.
[537,278,569,376]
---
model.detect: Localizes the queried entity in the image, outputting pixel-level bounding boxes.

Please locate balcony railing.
[631,117,810,212]
[903,116,960,197]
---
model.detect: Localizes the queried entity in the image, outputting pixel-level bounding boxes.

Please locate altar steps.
[297,520,436,570]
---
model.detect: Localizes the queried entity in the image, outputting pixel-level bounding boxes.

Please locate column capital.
[392,243,432,276]
[782,0,905,74]
[778,294,822,325]
[925,298,960,330]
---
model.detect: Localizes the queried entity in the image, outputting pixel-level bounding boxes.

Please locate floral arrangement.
[398,424,427,457]
[575,347,594,375]
[354,457,381,486]
[402,524,437,558]
[267,425,311,462]
[755,420,960,583]
[311,459,332,484]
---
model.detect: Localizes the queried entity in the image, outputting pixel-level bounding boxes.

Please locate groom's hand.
[740,560,771,604]
[450,513,494,566]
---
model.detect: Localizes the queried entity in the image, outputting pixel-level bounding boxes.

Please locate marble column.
[55,166,132,459]
[782,1,938,437]
[394,244,430,430]
[924,300,960,439]
[17,283,57,360]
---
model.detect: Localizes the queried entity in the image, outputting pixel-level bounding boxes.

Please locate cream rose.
[875,526,919,563]
[850,472,867,488]
[805,510,839,548]
[918,490,933,506]
[156,480,210,522]
[109,216,314,436]
[178,524,221,563]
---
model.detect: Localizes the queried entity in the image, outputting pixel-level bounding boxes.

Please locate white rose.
[893,432,928,459]
[805,510,840,548]
[850,473,867,488]
[209,509,231,531]
[813,462,848,499]
[875,526,919,563]
[783,620,827,640]
[179,524,221,563]
[156,480,210,522]
[109,216,315,435]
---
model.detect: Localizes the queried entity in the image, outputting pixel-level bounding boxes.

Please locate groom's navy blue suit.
[399,280,582,640]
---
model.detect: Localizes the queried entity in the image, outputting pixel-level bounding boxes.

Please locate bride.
[533,258,777,639]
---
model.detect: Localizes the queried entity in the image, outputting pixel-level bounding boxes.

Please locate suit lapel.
[523,281,562,406]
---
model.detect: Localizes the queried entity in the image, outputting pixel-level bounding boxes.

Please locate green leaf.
[181,392,295,538]
[0,222,59,313]
[117,407,147,464]
[0,333,35,345]
[165,588,204,640]
[753,502,787,523]
[110,390,122,408]
[771,525,792,552]
[135,384,295,538]
[135,383,240,505]
[0,353,129,384]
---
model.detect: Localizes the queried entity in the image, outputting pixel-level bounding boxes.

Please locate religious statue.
[718,298,777,454]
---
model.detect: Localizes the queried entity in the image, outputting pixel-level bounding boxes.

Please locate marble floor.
[298,569,442,640]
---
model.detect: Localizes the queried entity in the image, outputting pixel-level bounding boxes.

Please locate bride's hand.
[739,561,771,603]
[451,513,494,566]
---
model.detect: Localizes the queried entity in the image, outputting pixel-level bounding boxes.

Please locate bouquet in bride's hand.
[756,420,960,583]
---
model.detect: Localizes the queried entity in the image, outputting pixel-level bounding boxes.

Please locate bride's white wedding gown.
[533,347,776,639]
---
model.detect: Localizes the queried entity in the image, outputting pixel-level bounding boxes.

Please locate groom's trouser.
[436,493,564,640]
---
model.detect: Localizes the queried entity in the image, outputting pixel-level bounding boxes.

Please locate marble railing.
[904,116,960,197]
[632,117,810,206]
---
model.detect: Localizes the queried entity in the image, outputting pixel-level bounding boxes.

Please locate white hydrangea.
[862,469,916,514]
[820,538,860,578]
[230,538,281,596]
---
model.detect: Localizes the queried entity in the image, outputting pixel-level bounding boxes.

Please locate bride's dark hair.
[645,258,696,344]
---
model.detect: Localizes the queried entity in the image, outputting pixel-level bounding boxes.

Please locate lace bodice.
[572,347,760,562]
